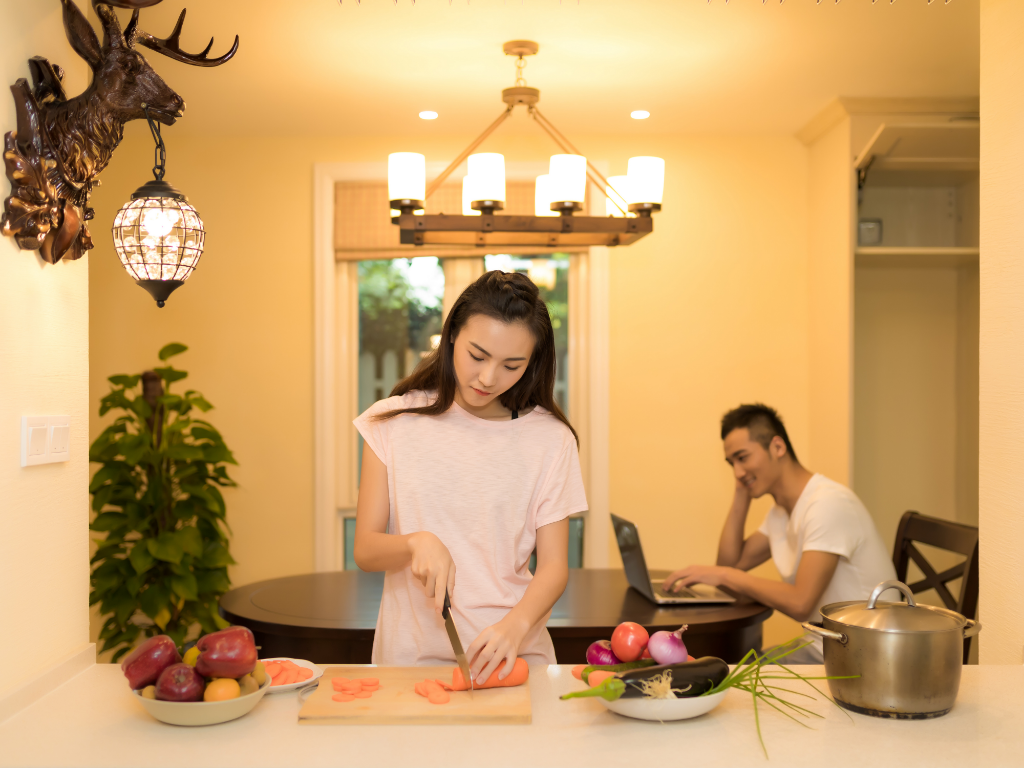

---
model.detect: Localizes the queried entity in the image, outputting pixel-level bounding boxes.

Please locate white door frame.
[313,162,611,572]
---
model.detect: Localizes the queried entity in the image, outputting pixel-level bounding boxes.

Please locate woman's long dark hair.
[375,270,578,445]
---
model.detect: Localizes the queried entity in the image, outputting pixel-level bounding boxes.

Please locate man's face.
[723,428,784,498]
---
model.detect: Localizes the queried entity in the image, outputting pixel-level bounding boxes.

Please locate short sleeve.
[534,441,589,529]
[800,500,861,560]
[353,397,397,463]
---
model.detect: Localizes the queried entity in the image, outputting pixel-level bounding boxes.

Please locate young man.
[661,403,896,663]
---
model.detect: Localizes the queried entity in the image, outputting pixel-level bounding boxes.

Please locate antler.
[130,7,239,67]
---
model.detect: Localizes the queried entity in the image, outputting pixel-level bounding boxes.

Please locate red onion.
[647,625,689,665]
[585,639,621,666]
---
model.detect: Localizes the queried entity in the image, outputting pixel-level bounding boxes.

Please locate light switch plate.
[21,416,71,467]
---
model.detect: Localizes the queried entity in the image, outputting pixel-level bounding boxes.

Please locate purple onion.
[586,639,621,666]
[647,625,689,665]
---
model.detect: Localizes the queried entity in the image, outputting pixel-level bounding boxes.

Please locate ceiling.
[91,0,978,138]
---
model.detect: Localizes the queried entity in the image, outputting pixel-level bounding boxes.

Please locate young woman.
[353,270,586,685]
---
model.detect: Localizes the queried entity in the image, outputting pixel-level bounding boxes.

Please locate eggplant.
[617,656,729,698]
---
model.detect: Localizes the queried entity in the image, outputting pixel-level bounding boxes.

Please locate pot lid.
[821,580,967,633]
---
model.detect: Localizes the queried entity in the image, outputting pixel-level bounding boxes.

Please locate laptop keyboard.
[654,583,696,599]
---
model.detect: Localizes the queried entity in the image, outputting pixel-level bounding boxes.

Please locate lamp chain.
[142,104,167,182]
[514,55,527,87]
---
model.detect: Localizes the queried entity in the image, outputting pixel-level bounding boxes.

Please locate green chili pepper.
[560,677,626,702]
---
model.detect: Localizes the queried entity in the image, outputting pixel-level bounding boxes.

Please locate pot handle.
[867,580,917,609]
[801,621,848,645]
[963,619,982,638]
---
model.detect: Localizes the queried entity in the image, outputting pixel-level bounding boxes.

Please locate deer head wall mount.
[1,0,238,264]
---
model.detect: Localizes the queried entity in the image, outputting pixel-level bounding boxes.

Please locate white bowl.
[261,658,323,693]
[599,689,728,721]
[133,674,272,726]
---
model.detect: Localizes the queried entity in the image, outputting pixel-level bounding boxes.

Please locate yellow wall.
[88,129,812,650]
[979,0,1024,665]
[0,2,91,697]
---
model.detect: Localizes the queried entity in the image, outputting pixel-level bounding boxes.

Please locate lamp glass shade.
[467,153,506,202]
[462,175,482,216]
[548,154,587,204]
[605,175,631,217]
[112,196,205,283]
[388,152,426,202]
[626,156,665,205]
[534,175,558,217]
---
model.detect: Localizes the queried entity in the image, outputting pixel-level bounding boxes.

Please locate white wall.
[979,0,1024,665]
[0,0,92,698]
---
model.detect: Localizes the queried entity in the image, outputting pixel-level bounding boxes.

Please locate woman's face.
[451,314,535,410]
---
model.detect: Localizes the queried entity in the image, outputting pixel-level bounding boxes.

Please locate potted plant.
[89,343,237,661]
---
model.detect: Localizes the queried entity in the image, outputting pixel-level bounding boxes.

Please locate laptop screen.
[610,513,657,600]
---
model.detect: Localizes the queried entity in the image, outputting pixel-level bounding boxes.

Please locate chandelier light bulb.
[388,152,426,209]
[630,110,650,120]
[419,111,438,120]
[467,153,506,204]
[534,174,559,217]
[626,156,665,211]
[605,176,631,217]
[462,175,482,216]
[548,154,587,207]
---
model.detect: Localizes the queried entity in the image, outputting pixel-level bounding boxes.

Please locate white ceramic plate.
[261,657,323,693]
[599,689,728,721]
[133,675,271,726]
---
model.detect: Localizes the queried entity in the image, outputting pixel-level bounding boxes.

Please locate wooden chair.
[892,511,980,664]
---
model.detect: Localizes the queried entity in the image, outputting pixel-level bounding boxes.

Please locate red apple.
[155,663,205,702]
[195,626,257,679]
[121,635,181,690]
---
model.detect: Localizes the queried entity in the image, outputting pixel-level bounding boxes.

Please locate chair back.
[892,510,979,664]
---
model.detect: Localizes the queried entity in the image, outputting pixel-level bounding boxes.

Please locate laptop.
[611,513,736,605]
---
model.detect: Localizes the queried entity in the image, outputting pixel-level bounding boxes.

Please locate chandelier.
[388,41,664,249]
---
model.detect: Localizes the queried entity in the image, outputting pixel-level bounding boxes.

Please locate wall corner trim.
[0,644,95,725]
[797,98,850,147]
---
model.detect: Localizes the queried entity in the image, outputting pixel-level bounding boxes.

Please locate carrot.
[359,678,379,686]
[571,665,586,681]
[414,681,428,697]
[451,657,529,691]
[428,690,450,705]
[588,670,615,688]
[354,691,372,698]
[434,679,453,691]
[263,662,283,677]
[332,693,355,702]
[297,668,313,681]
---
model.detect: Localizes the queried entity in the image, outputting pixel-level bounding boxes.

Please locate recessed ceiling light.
[419,111,438,120]
[631,110,650,120]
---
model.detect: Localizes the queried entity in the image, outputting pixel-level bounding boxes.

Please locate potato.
[238,674,258,696]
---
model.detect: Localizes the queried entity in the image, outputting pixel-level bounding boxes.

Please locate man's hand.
[466,615,528,686]
[407,531,455,614]
[662,564,738,592]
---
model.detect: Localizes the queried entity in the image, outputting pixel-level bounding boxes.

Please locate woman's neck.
[453,387,526,421]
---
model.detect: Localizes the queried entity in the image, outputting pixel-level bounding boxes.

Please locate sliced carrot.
[296,668,313,681]
[354,691,372,699]
[332,693,355,702]
[451,657,529,691]
[433,679,453,691]
[427,690,450,705]
[359,677,379,686]
[571,665,586,681]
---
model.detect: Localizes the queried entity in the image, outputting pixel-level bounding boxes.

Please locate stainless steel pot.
[801,580,981,719]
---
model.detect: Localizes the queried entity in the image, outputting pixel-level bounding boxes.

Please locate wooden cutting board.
[297,666,532,725]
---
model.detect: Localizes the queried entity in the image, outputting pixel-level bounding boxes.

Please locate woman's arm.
[465,517,570,685]
[353,446,456,614]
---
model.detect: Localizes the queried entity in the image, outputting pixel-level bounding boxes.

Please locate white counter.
[1,664,1021,768]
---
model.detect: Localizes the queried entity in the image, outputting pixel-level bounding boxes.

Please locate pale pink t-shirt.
[354,390,588,666]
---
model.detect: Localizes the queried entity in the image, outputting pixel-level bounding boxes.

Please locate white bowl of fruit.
[123,627,272,726]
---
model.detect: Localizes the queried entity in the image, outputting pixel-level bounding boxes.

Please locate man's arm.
[663,550,840,622]
[716,483,772,571]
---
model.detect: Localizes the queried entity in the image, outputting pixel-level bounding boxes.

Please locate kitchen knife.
[442,588,474,696]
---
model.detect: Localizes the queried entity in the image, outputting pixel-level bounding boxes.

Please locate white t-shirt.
[354,390,588,666]
[758,474,896,653]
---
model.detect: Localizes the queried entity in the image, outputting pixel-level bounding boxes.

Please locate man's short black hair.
[720,403,798,463]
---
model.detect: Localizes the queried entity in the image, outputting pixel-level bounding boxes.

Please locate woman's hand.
[407,531,455,614]
[466,615,529,686]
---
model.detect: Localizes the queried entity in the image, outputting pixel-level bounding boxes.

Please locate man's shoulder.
[801,475,869,519]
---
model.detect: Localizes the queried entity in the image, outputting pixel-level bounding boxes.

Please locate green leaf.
[148,533,183,564]
[201,542,235,568]
[139,583,172,621]
[129,397,153,420]
[99,390,132,417]
[125,572,145,596]
[170,571,199,601]
[90,512,128,532]
[190,395,213,412]
[108,374,141,388]
[129,542,156,574]
[153,366,188,384]
[92,572,120,596]
[196,568,231,595]
[158,343,188,361]
[175,526,203,558]
[190,426,221,442]
[165,444,204,461]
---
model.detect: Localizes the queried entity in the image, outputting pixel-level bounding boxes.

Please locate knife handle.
[442,588,452,620]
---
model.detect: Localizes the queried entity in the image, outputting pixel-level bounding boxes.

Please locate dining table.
[219,568,772,663]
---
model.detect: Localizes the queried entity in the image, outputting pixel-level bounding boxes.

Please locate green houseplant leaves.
[89,343,237,661]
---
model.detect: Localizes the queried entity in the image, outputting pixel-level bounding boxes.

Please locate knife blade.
[442,588,474,696]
